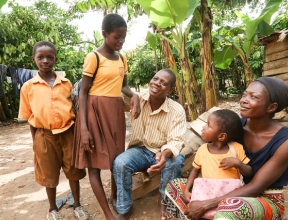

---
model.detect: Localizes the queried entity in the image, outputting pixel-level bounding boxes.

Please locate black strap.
[119,53,124,63]
[91,51,100,83]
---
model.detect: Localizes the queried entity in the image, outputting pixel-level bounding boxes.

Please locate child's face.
[201,113,221,142]
[32,45,56,73]
[103,27,127,51]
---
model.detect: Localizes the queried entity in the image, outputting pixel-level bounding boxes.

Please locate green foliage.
[74,0,144,20]
[137,0,189,28]
[214,46,238,69]
[213,0,281,75]
[235,0,281,57]
[145,31,157,49]
[272,2,288,30]
[127,45,163,89]
[0,0,84,69]
[0,0,90,120]
[0,0,7,8]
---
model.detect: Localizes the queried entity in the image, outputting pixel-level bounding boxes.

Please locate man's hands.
[147,152,167,173]
[147,149,173,174]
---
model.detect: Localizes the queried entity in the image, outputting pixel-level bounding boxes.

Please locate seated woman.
[164,76,288,220]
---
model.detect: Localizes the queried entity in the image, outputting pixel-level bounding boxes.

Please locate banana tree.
[200,0,217,111]
[137,0,200,120]
[74,0,143,19]
[214,0,282,86]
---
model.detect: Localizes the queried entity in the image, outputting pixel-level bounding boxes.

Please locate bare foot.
[116,206,133,220]
[159,196,172,220]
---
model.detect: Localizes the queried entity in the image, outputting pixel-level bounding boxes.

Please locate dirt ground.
[0,114,165,220]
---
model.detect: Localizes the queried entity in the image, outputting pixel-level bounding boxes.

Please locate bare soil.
[0,115,163,220]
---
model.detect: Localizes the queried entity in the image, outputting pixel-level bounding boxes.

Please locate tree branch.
[66,40,99,46]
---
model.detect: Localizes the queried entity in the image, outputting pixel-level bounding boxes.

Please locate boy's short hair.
[102,13,127,33]
[213,109,243,142]
[32,41,57,56]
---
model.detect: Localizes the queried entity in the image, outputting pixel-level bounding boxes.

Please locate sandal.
[74,206,89,220]
[47,209,63,220]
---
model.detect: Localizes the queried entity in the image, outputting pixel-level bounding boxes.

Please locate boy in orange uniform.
[18,41,89,220]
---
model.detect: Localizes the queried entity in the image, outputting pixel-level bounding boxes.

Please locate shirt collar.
[142,91,169,113]
[31,71,68,84]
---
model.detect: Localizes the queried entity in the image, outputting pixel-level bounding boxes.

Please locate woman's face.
[240,81,270,118]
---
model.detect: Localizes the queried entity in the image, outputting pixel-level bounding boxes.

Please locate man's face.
[149,70,173,99]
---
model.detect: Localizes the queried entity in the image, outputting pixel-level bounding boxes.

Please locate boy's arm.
[30,125,37,142]
[219,157,253,177]
[237,162,253,177]
[184,167,200,202]
[185,167,200,192]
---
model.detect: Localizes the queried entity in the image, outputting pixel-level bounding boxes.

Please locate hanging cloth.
[0,64,8,97]
[7,66,19,98]
[17,68,32,86]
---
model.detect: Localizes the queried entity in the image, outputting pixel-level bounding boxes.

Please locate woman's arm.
[185,139,288,219]
[121,75,140,119]
[78,75,94,153]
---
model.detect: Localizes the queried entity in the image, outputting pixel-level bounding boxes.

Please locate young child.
[18,41,89,220]
[184,109,252,204]
[72,14,140,220]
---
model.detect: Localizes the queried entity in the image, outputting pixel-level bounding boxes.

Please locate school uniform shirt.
[82,51,128,97]
[193,142,250,179]
[18,72,75,134]
[128,92,186,157]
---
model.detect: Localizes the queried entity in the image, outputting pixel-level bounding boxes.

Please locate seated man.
[113,69,187,220]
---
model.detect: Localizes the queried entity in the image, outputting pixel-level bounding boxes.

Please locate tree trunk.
[0,102,7,121]
[201,0,217,112]
[179,40,199,121]
[160,33,185,105]
[233,46,253,88]
[243,59,253,87]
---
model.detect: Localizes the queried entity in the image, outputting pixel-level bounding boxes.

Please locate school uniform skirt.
[72,96,126,170]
